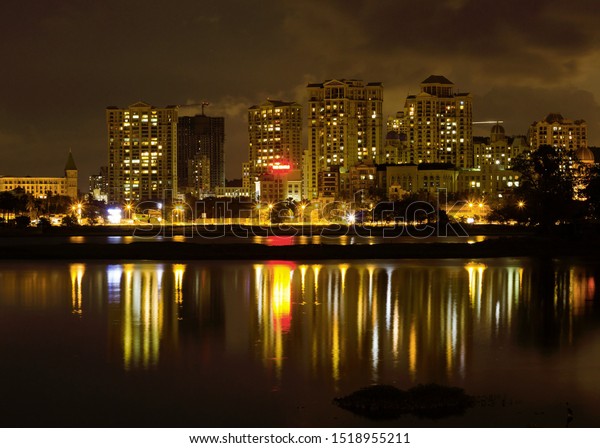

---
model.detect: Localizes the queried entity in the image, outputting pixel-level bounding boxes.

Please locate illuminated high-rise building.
[89,165,108,202]
[397,75,472,168]
[248,100,302,177]
[107,102,178,203]
[305,79,383,199]
[177,114,225,195]
[247,100,302,200]
[528,113,587,152]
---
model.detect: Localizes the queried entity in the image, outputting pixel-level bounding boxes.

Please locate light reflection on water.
[0,258,599,426]
[0,234,491,246]
[69,260,599,380]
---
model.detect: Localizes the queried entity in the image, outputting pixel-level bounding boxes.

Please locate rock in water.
[334,384,473,420]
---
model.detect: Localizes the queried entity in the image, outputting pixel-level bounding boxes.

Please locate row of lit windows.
[1,179,63,185]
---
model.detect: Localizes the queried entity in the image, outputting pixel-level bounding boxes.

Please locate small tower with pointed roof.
[64,150,78,199]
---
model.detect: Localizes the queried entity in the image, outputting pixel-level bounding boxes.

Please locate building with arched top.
[473,125,528,169]
[392,75,473,168]
[0,151,78,199]
[575,146,596,166]
[528,113,587,152]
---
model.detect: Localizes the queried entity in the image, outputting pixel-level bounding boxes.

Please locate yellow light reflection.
[173,264,186,320]
[255,263,295,381]
[70,263,85,316]
[272,265,292,334]
[299,264,308,304]
[408,319,417,381]
[371,289,379,382]
[121,264,165,371]
[339,263,349,294]
[332,306,340,383]
[466,262,487,314]
[312,264,321,305]
[392,300,400,360]
[446,301,455,378]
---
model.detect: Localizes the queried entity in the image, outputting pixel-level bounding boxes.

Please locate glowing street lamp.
[517,201,525,209]
[300,203,307,223]
[171,204,185,224]
[125,203,132,220]
[71,202,83,223]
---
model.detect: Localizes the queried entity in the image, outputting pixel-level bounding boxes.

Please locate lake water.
[0,234,491,246]
[0,258,599,427]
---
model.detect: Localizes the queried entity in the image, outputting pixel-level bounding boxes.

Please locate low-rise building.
[255,168,302,203]
[0,151,78,199]
[457,166,521,197]
[386,163,458,199]
[385,162,519,199]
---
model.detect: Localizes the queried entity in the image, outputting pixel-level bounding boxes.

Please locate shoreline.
[0,236,598,261]
[0,223,536,238]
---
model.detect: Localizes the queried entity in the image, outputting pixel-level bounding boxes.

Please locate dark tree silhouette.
[585,166,600,220]
[512,145,576,229]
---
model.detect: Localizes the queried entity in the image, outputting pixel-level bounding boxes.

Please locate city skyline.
[2,0,600,185]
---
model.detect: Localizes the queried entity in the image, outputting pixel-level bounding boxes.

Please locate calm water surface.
[1,258,599,427]
[0,234,490,246]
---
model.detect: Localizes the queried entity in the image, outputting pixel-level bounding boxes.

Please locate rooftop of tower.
[544,113,565,123]
[248,99,301,109]
[421,75,454,85]
[533,113,586,126]
[306,79,383,88]
[106,102,178,110]
[64,150,77,171]
[491,124,505,134]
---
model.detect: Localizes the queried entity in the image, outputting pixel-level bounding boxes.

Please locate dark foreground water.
[1,258,599,428]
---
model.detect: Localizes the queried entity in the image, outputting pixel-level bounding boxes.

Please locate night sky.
[2,0,600,186]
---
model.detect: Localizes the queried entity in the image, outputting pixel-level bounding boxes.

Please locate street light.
[125,203,132,220]
[517,201,525,209]
[71,202,82,224]
[173,204,184,223]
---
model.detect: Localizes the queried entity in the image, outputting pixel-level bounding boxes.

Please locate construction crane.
[200,101,210,115]
[179,101,210,115]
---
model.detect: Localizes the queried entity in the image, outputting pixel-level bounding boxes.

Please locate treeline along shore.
[0,224,599,261]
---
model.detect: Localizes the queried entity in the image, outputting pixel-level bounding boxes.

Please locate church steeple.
[65,149,77,172]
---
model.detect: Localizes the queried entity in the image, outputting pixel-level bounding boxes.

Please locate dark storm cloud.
[474,86,600,137]
[283,0,600,84]
[1,0,600,183]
